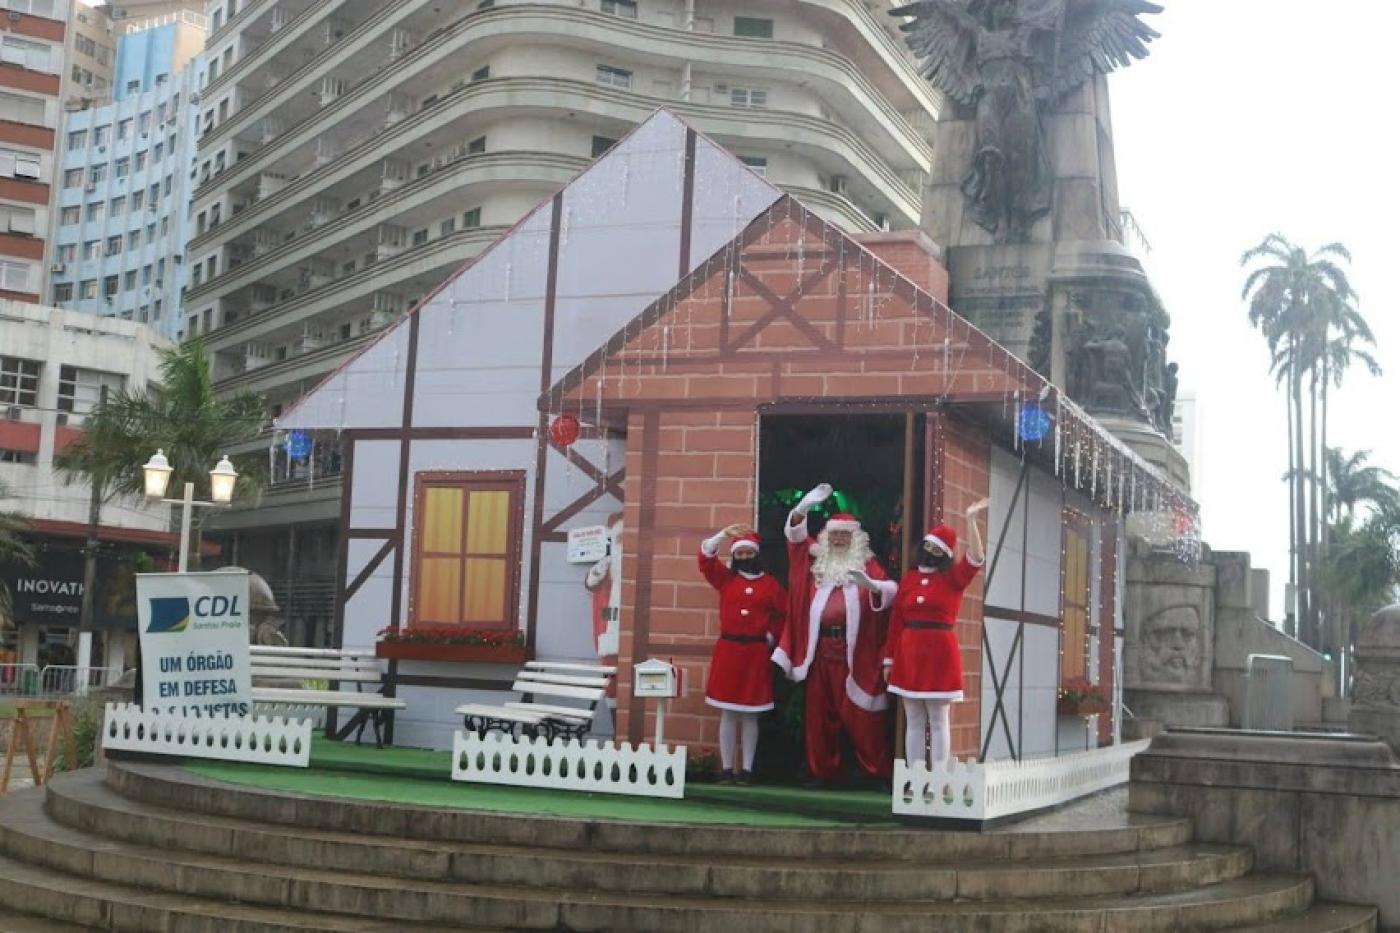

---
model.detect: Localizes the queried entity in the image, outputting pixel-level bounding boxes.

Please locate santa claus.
[583,512,624,705]
[774,483,896,783]
[698,524,786,784]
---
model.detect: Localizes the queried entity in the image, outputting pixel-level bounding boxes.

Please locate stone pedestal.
[1131,728,1400,929]
[1123,551,1225,726]
[1350,605,1400,754]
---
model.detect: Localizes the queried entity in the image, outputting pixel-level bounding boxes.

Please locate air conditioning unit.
[85,183,97,192]
[5,405,22,420]
[50,262,64,273]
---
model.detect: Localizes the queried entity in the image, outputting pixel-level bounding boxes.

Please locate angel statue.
[893,0,1162,243]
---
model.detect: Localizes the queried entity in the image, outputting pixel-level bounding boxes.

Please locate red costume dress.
[774,515,895,780]
[699,545,786,712]
[882,555,983,700]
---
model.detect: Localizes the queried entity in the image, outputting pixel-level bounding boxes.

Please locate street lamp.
[142,450,239,573]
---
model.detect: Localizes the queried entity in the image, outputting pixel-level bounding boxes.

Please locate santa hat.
[825,513,861,533]
[729,533,761,555]
[923,524,957,557]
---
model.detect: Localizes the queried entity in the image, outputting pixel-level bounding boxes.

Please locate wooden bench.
[456,661,616,743]
[249,646,400,746]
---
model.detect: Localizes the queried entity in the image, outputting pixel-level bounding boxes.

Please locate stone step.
[1230,903,1378,932]
[0,787,1316,933]
[0,852,491,933]
[106,760,1193,861]
[0,907,95,933]
[47,771,1253,902]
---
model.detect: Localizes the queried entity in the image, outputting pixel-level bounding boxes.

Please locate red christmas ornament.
[549,413,581,447]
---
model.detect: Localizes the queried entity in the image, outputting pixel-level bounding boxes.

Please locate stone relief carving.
[1057,286,1177,432]
[1140,604,1204,687]
[894,0,1162,242]
[1353,670,1400,710]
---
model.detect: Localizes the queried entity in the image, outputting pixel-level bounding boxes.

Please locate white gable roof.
[278,111,781,431]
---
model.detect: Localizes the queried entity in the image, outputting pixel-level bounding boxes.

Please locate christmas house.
[277,110,1196,761]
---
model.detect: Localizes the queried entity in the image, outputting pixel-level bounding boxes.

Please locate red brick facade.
[553,198,1042,759]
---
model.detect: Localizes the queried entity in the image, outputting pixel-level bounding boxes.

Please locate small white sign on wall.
[567,525,610,563]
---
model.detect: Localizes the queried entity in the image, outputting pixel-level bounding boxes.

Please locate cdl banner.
[137,571,253,718]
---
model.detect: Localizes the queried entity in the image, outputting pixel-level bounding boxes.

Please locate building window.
[601,0,637,17]
[463,207,481,228]
[115,157,129,178]
[595,64,632,89]
[55,243,75,262]
[117,118,132,140]
[1060,520,1092,684]
[0,91,45,126]
[1,36,51,72]
[740,155,767,177]
[123,270,136,289]
[89,164,106,184]
[733,16,774,37]
[0,260,29,292]
[0,355,41,408]
[102,274,118,297]
[730,87,768,108]
[85,202,104,222]
[440,218,455,236]
[152,142,162,162]
[153,299,161,319]
[127,230,140,250]
[125,79,140,94]
[0,204,36,234]
[79,279,97,299]
[412,228,428,246]
[134,150,146,171]
[470,65,489,82]
[141,264,151,285]
[57,365,124,419]
[131,190,144,211]
[466,135,486,154]
[60,206,79,224]
[410,471,525,629]
[63,168,83,188]
[591,135,617,158]
[110,195,125,216]
[53,282,73,302]
[93,125,109,147]
[0,147,40,179]
[81,240,98,259]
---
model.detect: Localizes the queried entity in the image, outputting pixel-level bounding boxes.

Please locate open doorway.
[757,412,925,586]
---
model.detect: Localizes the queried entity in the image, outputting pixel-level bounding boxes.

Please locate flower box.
[375,626,528,664]
[375,641,529,664]
[1057,676,1109,717]
[1056,697,1108,718]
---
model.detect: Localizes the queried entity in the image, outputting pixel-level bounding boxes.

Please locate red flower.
[377,626,525,648]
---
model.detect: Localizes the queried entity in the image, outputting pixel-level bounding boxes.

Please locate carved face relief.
[1141,605,1203,685]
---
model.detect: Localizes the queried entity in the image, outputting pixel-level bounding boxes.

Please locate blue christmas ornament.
[1017,403,1051,443]
[286,430,313,461]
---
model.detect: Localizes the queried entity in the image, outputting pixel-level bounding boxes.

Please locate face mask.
[918,548,951,572]
[732,555,762,575]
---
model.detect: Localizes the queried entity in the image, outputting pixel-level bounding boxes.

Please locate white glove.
[701,530,728,557]
[850,569,880,593]
[793,483,833,516]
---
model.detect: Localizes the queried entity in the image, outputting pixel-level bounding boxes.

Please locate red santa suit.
[699,535,786,712]
[883,542,983,700]
[775,512,896,780]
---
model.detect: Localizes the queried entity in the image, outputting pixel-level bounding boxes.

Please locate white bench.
[249,646,399,746]
[456,661,616,742]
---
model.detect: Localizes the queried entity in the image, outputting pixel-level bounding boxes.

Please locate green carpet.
[184,738,894,828]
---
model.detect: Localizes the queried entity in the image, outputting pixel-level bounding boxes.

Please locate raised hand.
[967,498,990,515]
[795,483,834,514]
[721,522,751,538]
[849,569,880,593]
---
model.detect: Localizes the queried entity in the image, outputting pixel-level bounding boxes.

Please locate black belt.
[906,621,955,631]
[720,633,768,644]
[819,626,846,639]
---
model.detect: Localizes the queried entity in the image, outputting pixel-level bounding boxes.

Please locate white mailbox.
[632,658,680,748]
[633,658,679,698]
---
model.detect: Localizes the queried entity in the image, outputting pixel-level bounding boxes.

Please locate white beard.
[810,528,874,588]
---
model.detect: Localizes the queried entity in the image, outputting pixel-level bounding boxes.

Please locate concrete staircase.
[0,760,1377,932]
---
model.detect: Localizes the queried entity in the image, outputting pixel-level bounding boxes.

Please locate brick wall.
[566,199,1035,751]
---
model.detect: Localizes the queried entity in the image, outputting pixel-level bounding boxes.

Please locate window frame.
[409,470,526,631]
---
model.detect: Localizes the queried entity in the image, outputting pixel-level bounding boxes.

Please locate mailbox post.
[632,658,679,747]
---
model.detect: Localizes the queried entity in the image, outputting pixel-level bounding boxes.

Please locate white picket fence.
[452,731,687,799]
[101,703,313,768]
[252,702,327,729]
[893,739,1151,824]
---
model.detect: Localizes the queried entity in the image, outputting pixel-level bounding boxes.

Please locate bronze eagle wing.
[1046,0,1164,100]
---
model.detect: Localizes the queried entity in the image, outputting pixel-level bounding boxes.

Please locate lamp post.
[142,450,238,573]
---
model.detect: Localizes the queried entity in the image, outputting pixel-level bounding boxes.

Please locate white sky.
[1110,1,1399,617]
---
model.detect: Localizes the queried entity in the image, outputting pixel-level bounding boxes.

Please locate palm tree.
[0,482,36,623]
[1326,448,1398,522]
[1241,234,1360,647]
[54,340,267,570]
[1320,500,1400,684]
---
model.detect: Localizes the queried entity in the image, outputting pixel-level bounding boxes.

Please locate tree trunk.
[1292,348,1311,646]
[1309,366,1321,651]
[1284,360,1297,637]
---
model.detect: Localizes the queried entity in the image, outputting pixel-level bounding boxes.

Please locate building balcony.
[198,3,933,188]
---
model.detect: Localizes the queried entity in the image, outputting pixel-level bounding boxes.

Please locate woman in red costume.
[881,499,988,769]
[698,524,786,784]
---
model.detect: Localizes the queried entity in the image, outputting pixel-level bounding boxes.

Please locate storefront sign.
[137,571,252,718]
[0,551,137,628]
[567,525,610,563]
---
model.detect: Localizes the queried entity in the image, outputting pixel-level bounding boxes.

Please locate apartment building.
[192,0,941,643]
[47,10,204,337]
[60,0,114,108]
[0,0,72,302]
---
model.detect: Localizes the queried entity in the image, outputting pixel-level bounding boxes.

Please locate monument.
[897,0,1188,488]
